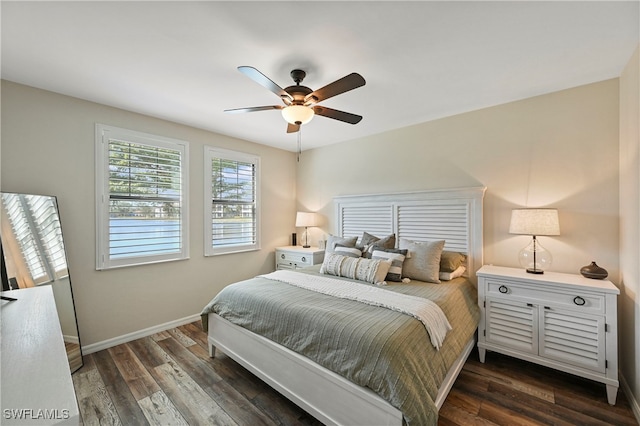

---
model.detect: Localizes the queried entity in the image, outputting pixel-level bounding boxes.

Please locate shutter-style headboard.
[334,187,486,284]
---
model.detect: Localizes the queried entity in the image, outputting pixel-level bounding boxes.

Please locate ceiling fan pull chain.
[297,128,302,161]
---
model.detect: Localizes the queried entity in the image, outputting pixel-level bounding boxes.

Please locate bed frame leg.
[209,344,216,358]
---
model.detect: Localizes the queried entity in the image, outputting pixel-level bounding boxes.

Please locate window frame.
[204,146,260,256]
[95,124,190,270]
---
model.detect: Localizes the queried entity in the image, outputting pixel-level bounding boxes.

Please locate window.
[95,124,189,269]
[204,147,260,256]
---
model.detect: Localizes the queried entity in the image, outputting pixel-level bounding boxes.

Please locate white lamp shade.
[509,208,560,236]
[282,105,314,125]
[295,211,319,227]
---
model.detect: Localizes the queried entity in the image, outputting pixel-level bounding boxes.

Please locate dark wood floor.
[73,321,638,425]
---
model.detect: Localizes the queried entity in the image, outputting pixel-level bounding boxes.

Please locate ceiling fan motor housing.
[290,69,306,84]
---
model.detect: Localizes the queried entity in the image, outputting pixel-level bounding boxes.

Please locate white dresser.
[275,246,324,270]
[477,265,619,405]
[1,286,80,425]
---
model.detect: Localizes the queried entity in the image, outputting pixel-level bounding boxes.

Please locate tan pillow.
[399,238,445,283]
[440,251,467,272]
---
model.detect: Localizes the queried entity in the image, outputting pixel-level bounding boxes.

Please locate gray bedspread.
[201,267,479,425]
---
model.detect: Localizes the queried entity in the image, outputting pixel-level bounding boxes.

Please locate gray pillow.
[360,232,396,258]
[399,238,446,283]
[325,235,358,254]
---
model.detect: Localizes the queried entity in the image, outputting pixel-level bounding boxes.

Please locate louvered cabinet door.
[485,298,537,354]
[539,308,606,373]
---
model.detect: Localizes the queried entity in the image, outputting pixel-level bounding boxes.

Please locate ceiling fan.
[225,66,366,133]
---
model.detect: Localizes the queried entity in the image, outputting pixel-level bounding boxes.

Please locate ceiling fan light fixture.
[282,105,314,125]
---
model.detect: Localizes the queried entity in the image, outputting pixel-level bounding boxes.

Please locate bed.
[202,187,486,425]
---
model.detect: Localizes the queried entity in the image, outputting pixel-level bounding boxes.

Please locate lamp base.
[518,236,552,274]
[302,245,310,248]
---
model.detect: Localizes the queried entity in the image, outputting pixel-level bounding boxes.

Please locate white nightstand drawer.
[279,252,311,265]
[486,279,606,314]
[275,246,325,270]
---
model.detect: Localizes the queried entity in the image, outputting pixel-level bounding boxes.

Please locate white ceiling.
[2,1,638,152]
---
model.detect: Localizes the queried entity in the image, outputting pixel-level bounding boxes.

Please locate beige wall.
[298,79,620,280]
[1,80,298,346]
[619,45,640,417]
[298,76,640,413]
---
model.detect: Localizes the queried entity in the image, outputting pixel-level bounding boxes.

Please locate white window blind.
[204,147,260,255]
[1,193,68,284]
[96,124,189,269]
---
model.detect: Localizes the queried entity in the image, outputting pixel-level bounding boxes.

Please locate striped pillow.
[320,253,391,285]
[334,244,363,258]
[360,232,396,258]
[371,249,408,282]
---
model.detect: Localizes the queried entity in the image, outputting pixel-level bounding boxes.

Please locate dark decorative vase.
[580,261,608,280]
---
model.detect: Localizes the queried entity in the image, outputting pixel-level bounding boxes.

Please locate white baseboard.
[620,373,640,424]
[82,313,201,355]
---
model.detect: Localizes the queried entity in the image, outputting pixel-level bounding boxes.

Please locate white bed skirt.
[208,313,475,426]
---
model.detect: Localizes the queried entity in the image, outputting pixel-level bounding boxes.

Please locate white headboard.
[334,187,486,284]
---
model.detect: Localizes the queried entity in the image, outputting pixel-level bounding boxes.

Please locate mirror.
[0,192,83,372]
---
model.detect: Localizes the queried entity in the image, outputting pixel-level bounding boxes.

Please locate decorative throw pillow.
[320,253,391,285]
[334,244,363,258]
[325,235,358,254]
[399,238,446,283]
[371,248,408,282]
[360,232,396,258]
[439,265,466,281]
[440,251,467,272]
[320,252,345,275]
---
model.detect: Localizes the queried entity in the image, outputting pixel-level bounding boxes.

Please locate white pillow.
[439,265,466,281]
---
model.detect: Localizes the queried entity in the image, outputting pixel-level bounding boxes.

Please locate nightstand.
[477,265,619,405]
[275,246,325,270]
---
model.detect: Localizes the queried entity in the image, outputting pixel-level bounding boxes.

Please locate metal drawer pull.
[301,256,307,262]
[573,296,586,306]
[281,253,286,259]
[498,285,508,294]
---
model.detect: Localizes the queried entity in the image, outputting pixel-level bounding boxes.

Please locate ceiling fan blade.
[305,73,365,104]
[238,66,293,102]
[313,106,362,124]
[287,123,300,133]
[224,105,283,114]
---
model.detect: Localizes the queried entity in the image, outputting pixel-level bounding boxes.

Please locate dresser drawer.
[486,278,606,314]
